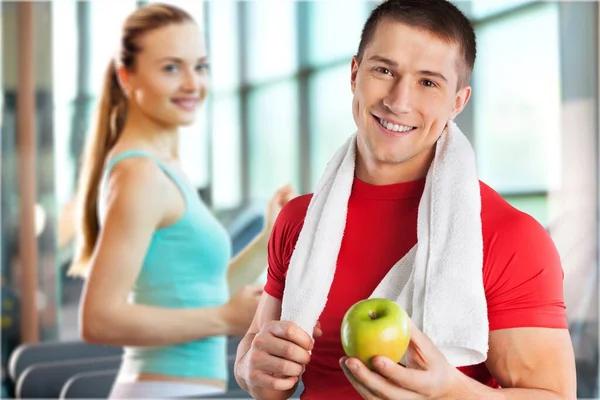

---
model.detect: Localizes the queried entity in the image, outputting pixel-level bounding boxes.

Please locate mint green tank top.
[101,150,232,380]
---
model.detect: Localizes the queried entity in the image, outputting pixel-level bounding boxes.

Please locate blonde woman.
[70,4,293,398]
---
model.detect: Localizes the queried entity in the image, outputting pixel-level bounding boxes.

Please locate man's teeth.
[378,117,415,132]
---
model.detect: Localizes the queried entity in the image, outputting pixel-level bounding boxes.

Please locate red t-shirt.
[264,177,567,400]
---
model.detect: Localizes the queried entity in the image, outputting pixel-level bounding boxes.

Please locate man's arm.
[340,323,576,399]
[467,327,576,399]
[235,292,312,400]
[235,293,298,400]
[476,211,576,398]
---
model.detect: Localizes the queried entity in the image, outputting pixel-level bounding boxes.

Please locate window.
[245,1,297,84]
[207,0,239,94]
[473,3,560,223]
[470,0,533,19]
[309,64,356,188]
[211,95,242,209]
[206,0,242,210]
[52,0,78,204]
[307,1,366,67]
[248,81,300,200]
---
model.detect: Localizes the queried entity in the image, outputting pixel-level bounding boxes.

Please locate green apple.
[341,298,411,370]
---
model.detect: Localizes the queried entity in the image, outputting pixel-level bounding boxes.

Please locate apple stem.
[368,311,377,320]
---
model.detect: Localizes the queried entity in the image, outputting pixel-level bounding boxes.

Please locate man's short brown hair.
[356,0,477,89]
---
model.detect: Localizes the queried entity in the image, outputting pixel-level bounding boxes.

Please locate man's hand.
[237,320,323,392]
[340,321,466,400]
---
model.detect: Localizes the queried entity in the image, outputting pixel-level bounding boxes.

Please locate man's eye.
[375,67,393,76]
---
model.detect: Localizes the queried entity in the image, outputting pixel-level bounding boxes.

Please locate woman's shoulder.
[106,156,165,192]
[100,154,170,222]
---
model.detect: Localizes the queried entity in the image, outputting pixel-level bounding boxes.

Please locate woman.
[69,4,293,398]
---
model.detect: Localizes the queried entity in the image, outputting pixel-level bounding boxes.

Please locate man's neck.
[355,147,436,186]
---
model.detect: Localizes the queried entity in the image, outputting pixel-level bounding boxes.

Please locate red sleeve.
[263,196,310,300]
[484,211,568,331]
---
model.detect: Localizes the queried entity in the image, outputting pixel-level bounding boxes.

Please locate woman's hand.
[263,184,296,237]
[222,284,264,336]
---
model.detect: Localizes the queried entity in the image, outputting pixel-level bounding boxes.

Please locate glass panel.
[248,81,300,201]
[211,94,242,210]
[450,1,472,17]
[52,1,77,103]
[207,0,239,93]
[470,0,533,19]
[52,0,78,205]
[308,1,367,66]
[309,64,356,188]
[473,3,560,197]
[246,1,297,84]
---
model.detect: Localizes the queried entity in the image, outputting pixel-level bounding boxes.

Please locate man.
[234,0,576,399]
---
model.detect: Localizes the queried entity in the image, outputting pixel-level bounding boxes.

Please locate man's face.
[351,20,471,171]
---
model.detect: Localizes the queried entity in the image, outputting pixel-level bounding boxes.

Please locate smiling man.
[234,1,577,399]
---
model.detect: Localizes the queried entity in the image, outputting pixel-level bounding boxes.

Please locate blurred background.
[1,0,598,398]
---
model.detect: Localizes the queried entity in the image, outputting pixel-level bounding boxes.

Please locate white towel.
[280,121,488,367]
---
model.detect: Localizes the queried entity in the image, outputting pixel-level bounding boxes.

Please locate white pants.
[108,381,225,399]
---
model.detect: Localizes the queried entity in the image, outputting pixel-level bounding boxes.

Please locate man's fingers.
[404,321,431,369]
[340,357,380,399]
[253,334,311,365]
[250,370,298,391]
[269,321,314,351]
[408,320,436,351]
[371,356,429,394]
[253,353,305,377]
[343,357,424,400]
[313,321,323,337]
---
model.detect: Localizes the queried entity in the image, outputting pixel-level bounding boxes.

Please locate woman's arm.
[227,185,295,294]
[227,231,269,295]
[80,159,259,347]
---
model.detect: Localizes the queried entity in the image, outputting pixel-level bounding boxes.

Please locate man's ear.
[449,85,471,120]
[350,56,359,95]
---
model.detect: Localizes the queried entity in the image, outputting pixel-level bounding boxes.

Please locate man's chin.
[370,144,411,165]
[374,155,408,165]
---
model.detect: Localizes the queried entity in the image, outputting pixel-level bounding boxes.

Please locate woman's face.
[124,22,209,128]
